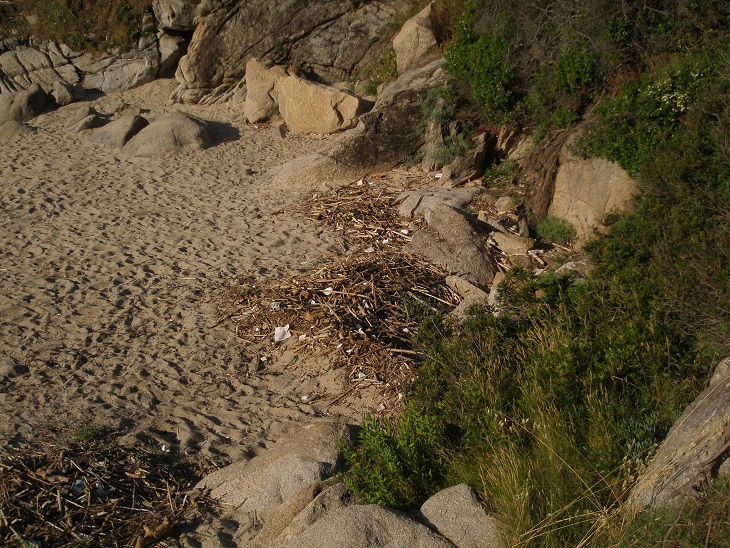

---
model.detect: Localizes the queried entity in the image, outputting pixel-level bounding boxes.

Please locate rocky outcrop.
[288,505,454,548]
[393,2,439,75]
[0,82,46,123]
[244,58,288,123]
[549,136,636,244]
[394,188,481,218]
[264,59,449,188]
[158,34,188,78]
[420,484,501,548]
[88,114,149,148]
[627,357,730,513]
[408,204,497,289]
[173,0,399,103]
[153,0,199,32]
[122,112,214,158]
[275,75,368,134]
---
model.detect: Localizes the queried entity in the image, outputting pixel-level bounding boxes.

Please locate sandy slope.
[0,80,374,464]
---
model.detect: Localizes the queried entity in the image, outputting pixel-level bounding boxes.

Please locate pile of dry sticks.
[220,177,459,397]
[0,432,218,547]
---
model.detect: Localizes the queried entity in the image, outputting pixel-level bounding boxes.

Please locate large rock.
[549,136,636,244]
[122,111,214,158]
[275,75,367,134]
[244,58,289,123]
[408,204,497,289]
[173,0,399,103]
[158,33,188,78]
[195,421,357,516]
[420,484,501,548]
[392,2,439,75]
[394,188,481,218]
[263,58,449,189]
[89,114,149,148]
[153,0,198,31]
[0,82,46,123]
[0,40,161,96]
[288,504,454,548]
[627,357,730,513]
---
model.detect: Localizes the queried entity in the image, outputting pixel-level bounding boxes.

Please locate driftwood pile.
[0,432,219,547]
[220,178,459,398]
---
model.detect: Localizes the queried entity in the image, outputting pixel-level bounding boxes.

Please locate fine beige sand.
[0,80,378,464]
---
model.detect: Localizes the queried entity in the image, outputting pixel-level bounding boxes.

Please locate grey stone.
[50,80,80,106]
[393,2,439,75]
[446,276,490,323]
[489,231,535,256]
[69,113,108,133]
[88,114,149,148]
[554,259,591,278]
[420,484,501,548]
[394,188,482,218]
[494,195,517,214]
[408,204,497,289]
[272,482,354,546]
[0,82,46,123]
[627,356,730,512]
[287,504,454,548]
[122,112,215,158]
[195,421,357,516]
[158,33,187,78]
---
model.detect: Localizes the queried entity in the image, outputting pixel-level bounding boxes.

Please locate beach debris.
[274,324,292,342]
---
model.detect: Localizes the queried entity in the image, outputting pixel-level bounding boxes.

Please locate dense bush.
[344,3,730,544]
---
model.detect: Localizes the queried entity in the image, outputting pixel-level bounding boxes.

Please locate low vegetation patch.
[344,2,730,545]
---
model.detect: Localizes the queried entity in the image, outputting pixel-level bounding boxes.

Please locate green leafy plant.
[536,216,577,245]
[342,403,449,508]
[72,424,105,443]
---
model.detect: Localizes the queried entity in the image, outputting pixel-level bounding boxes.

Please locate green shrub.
[536,216,577,245]
[342,403,449,508]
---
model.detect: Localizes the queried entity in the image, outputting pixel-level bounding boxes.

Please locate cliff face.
[173,0,400,103]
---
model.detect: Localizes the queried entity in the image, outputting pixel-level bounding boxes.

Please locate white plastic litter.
[323,287,334,296]
[274,324,292,342]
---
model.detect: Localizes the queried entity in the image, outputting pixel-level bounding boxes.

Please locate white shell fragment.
[274,324,292,342]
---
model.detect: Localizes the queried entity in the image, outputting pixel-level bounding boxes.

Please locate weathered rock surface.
[158,33,188,78]
[288,504,454,548]
[446,276,490,322]
[408,204,497,289]
[153,0,198,31]
[122,111,214,158]
[395,188,481,218]
[0,82,46,123]
[0,38,167,97]
[393,2,439,75]
[173,0,399,103]
[244,58,288,123]
[50,80,84,106]
[252,481,354,547]
[489,231,535,256]
[420,484,501,548]
[265,59,449,188]
[549,136,636,244]
[88,114,149,148]
[274,76,367,134]
[68,113,108,134]
[195,421,357,517]
[627,357,730,513]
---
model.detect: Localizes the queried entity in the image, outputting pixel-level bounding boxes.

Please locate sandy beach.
[0,79,373,465]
